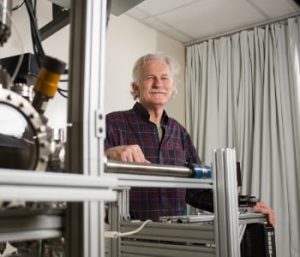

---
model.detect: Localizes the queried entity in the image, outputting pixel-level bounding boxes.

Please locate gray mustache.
[149,89,168,93]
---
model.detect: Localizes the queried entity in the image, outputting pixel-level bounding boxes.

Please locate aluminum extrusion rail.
[108,173,213,189]
[0,169,118,202]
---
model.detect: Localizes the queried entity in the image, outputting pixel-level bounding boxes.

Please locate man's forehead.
[142,61,171,72]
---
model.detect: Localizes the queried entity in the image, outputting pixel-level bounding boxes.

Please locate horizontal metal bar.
[159,212,266,224]
[120,221,215,244]
[0,211,63,230]
[160,214,214,223]
[0,169,118,188]
[121,240,215,257]
[0,186,117,202]
[0,169,118,202]
[0,209,64,243]
[0,230,62,243]
[239,212,266,224]
[107,173,213,189]
[105,159,213,188]
[106,159,194,178]
[0,163,214,202]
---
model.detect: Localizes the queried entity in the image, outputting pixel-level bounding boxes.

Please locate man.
[105,53,275,225]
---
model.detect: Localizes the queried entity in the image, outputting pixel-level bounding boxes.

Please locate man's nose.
[153,77,162,86]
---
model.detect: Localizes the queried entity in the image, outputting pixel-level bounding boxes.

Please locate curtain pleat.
[186,17,300,257]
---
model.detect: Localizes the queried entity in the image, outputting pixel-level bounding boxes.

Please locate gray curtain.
[186,17,300,257]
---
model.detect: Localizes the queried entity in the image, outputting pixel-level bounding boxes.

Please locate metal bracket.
[40,4,70,41]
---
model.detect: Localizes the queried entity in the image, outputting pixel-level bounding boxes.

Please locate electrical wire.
[33,0,37,15]
[59,71,69,95]
[58,72,68,97]
[58,88,68,92]
[12,0,25,11]
[104,220,152,238]
[57,88,68,98]
[24,0,45,67]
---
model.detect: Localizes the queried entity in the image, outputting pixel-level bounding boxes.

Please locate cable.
[59,73,69,95]
[104,220,152,238]
[33,0,37,15]
[58,88,68,92]
[24,0,45,67]
[12,0,25,11]
[57,88,68,98]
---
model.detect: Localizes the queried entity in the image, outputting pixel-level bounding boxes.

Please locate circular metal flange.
[0,88,50,171]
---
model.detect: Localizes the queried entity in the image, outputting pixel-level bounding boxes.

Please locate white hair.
[130,53,179,100]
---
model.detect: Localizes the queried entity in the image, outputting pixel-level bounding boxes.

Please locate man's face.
[133,59,174,109]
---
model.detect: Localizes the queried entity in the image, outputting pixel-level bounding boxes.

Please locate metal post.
[66,0,107,257]
[107,188,130,257]
[213,148,240,257]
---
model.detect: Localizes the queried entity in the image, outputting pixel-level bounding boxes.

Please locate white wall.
[2,2,186,131]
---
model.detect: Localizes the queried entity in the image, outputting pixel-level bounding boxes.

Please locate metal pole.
[66,0,107,257]
[107,189,130,257]
[213,148,240,257]
[106,159,193,177]
[105,159,212,178]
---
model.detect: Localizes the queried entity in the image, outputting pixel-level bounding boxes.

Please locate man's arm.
[186,189,275,226]
[186,188,214,212]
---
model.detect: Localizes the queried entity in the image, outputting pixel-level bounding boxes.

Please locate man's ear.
[131,82,139,94]
[130,82,140,100]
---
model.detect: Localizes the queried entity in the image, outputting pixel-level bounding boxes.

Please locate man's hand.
[253,201,275,226]
[105,145,151,164]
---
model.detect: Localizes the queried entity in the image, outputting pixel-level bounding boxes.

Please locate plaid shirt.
[105,102,213,221]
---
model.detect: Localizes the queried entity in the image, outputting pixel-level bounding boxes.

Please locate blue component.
[192,165,212,178]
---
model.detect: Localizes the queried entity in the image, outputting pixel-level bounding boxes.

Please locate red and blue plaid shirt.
[105,102,213,221]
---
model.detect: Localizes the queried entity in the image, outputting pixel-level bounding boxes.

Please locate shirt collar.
[133,102,169,125]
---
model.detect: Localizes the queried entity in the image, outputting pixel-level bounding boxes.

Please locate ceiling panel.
[248,0,300,17]
[125,0,300,44]
[132,0,198,16]
[143,17,193,42]
[126,7,149,20]
[156,0,265,40]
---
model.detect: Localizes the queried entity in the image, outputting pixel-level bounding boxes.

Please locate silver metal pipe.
[105,159,193,178]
